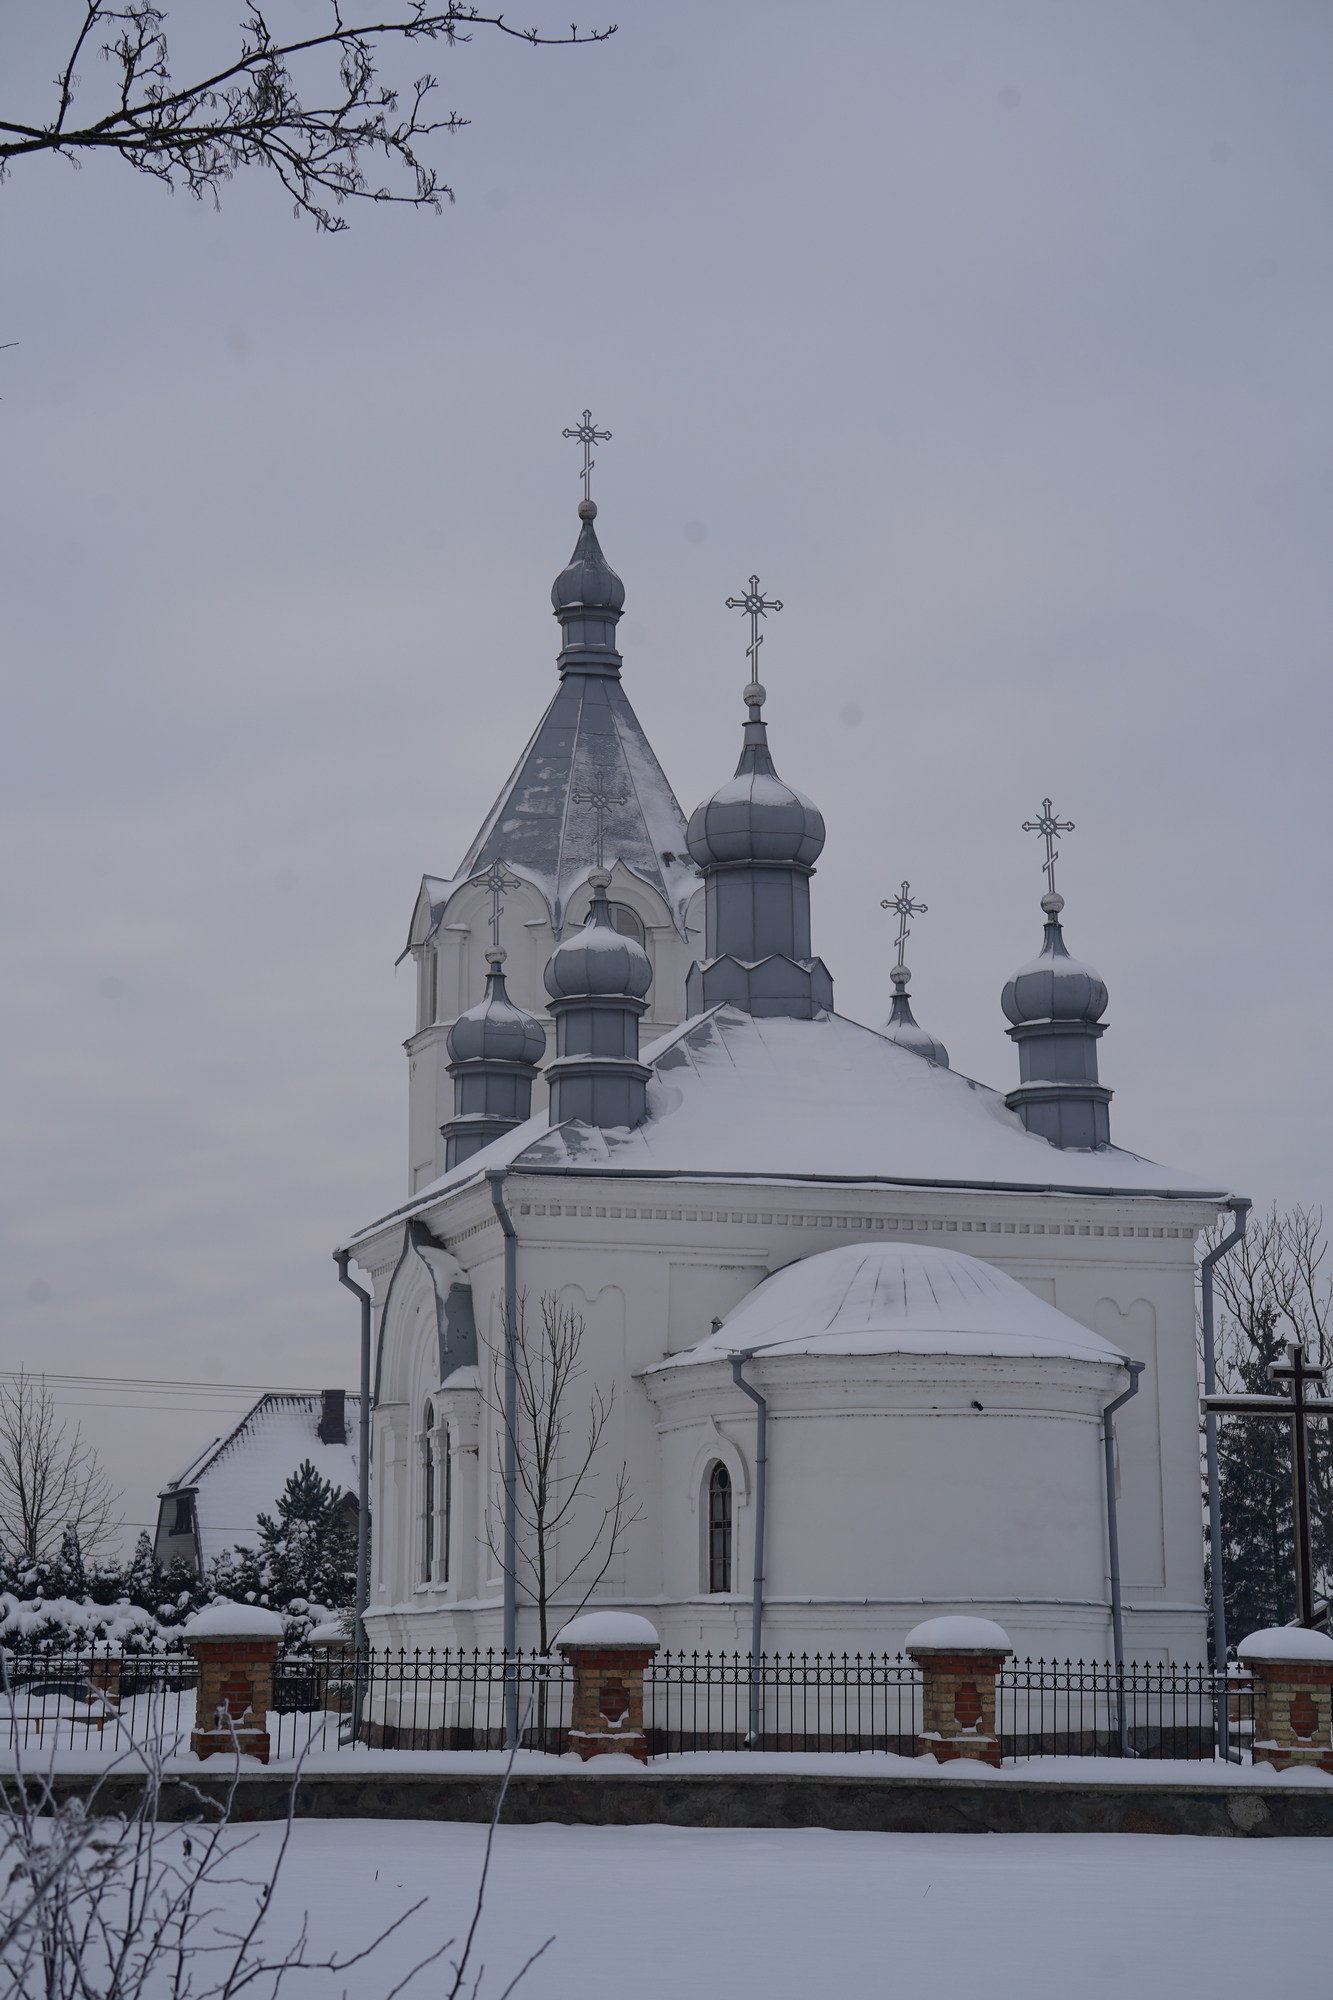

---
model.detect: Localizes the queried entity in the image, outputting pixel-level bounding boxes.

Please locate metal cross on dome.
[1022,797,1075,897]
[573,778,627,872]
[725,575,783,696]
[562,408,611,503]
[880,881,927,971]
[480,858,521,951]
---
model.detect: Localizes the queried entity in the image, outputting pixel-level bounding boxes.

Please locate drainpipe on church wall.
[1201,1197,1252,1761]
[487,1169,520,1749]
[334,1252,372,1652]
[729,1350,767,1749]
[1102,1357,1144,1757]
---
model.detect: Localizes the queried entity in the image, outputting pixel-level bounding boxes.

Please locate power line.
[0,1370,320,1398]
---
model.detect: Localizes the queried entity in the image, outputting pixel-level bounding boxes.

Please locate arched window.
[708,1462,732,1593]
[574,897,646,944]
[422,1402,435,1581]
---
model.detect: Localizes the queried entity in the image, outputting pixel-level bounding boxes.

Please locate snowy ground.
[146,1817,1327,1999]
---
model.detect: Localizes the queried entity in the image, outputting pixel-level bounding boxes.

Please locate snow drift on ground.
[111,1818,1327,2000]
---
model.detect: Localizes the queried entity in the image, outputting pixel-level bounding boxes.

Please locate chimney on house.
[318,1388,347,1445]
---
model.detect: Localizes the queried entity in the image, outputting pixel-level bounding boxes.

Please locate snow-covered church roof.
[650,1240,1125,1368]
[345,1004,1225,1249]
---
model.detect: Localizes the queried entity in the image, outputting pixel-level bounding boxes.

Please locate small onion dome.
[686,704,825,868]
[544,872,652,1000]
[882,967,949,1067]
[550,499,625,616]
[447,950,546,1066]
[1001,894,1108,1027]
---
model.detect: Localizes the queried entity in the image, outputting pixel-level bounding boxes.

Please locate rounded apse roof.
[668,1241,1124,1367]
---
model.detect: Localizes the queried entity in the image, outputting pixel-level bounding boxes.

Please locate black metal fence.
[0,1643,1254,1764]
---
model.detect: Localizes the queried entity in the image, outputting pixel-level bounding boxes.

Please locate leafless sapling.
[0,1370,123,1568]
[488,1290,642,1657]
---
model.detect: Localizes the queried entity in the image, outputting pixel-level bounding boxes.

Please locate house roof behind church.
[452,670,699,937]
[158,1393,360,1569]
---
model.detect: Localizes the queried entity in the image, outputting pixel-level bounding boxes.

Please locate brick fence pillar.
[1237,1626,1333,1775]
[905,1616,1014,1769]
[86,1644,122,1717]
[183,1604,286,1764]
[555,1612,660,1764]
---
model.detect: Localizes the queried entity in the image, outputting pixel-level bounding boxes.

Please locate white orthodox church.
[340,470,1234,1666]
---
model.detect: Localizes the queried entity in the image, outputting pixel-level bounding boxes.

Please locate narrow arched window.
[422,1401,435,1581]
[708,1463,732,1593]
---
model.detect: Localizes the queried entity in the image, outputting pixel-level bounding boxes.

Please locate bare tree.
[0,1371,123,1567]
[1201,1204,1333,1634]
[487,1291,641,1655]
[0,1675,553,2000]
[0,3,615,232]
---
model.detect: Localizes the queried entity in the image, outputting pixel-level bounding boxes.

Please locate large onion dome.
[686,686,824,869]
[545,872,652,1001]
[1001,894,1108,1027]
[447,953,547,1067]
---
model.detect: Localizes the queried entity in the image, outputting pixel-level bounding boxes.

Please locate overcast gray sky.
[2,0,1330,1550]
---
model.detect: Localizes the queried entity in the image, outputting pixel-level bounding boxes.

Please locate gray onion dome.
[550,500,625,616]
[544,873,652,1000]
[686,707,824,869]
[882,969,949,1067]
[447,953,547,1067]
[1001,894,1108,1027]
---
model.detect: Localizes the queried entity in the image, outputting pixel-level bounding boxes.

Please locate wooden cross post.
[1202,1342,1333,1629]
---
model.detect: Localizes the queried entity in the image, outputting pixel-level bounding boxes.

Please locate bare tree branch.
[0,3,616,230]
[485,1291,642,1653]
[0,1369,123,1566]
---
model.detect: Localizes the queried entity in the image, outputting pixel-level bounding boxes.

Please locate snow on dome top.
[654,1241,1127,1369]
[686,719,824,870]
[545,882,652,1000]
[1237,1626,1333,1663]
[183,1602,285,1641]
[1002,910,1107,1027]
[447,960,546,1068]
[554,1610,660,1649]
[905,1615,1014,1653]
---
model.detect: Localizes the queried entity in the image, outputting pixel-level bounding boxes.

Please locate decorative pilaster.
[555,1611,660,1763]
[906,1616,1013,1768]
[184,1604,284,1763]
[1237,1627,1333,1774]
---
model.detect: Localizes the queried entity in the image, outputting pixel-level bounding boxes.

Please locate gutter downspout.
[730,1351,767,1750]
[334,1252,372,1651]
[487,1169,520,1750]
[1201,1197,1251,1761]
[1103,1358,1145,1757]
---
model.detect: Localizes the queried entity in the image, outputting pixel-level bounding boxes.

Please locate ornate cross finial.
[573,777,628,872]
[562,408,611,503]
[880,881,927,977]
[1022,797,1075,897]
[481,858,521,952]
[725,574,783,703]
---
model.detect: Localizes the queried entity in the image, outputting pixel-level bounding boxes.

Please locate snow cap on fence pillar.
[906,1615,1012,1770]
[1237,1626,1333,1775]
[556,1611,660,1764]
[184,1599,283,1766]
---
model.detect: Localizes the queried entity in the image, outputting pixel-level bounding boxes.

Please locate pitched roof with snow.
[159,1394,360,1567]
[647,1240,1126,1368]
[344,1004,1224,1248]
